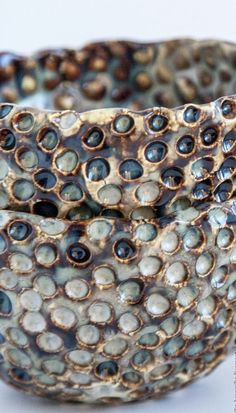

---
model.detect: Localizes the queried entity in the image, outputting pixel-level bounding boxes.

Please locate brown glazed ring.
[0,39,235,403]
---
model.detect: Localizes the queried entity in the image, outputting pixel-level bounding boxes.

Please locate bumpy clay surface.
[0,39,235,403]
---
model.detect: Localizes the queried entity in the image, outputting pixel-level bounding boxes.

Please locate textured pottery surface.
[0,39,235,403]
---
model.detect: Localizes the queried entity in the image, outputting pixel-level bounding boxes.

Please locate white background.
[1,0,235,412]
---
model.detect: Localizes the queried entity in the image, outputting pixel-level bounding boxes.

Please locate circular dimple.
[193,180,211,201]
[118,279,144,304]
[37,332,63,353]
[17,148,38,170]
[221,99,235,118]
[10,368,32,383]
[67,349,93,367]
[12,179,35,201]
[119,159,143,180]
[150,364,173,380]
[135,223,157,242]
[0,129,16,151]
[6,348,32,369]
[161,231,179,254]
[138,332,159,348]
[34,275,57,298]
[183,227,203,250]
[136,181,160,203]
[40,218,66,236]
[201,126,218,146]
[9,252,33,273]
[88,301,112,324]
[7,327,28,348]
[8,220,32,241]
[84,127,104,148]
[67,203,94,221]
[144,141,167,163]
[42,359,65,375]
[0,104,13,119]
[196,252,214,276]
[20,289,42,311]
[65,279,90,300]
[164,336,185,357]
[214,179,233,202]
[0,269,17,290]
[87,219,112,241]
[165,262,188,285]
[114,238,136,261]
[50,306,76,330]
[197,296,216,317]
[113,114,134,134]
[55,149,79,174]
[191,157,214,180]
[34,169,57,190]
[86,158,110,181]
[35,243,57,266]
[33,200,58,218]
[222,130,236,153]
[217,227,234,248]
[60,182,83,202]
[183,319,206,339]
[177,135,195,154]
[148,113,168,132]
[183,105,200,123]
[118,312,140,334]
[67,242,91,266]
[146,293,171,317]
[98,184,122,205]
[76,324,100,347]
[138,256,162,277]
[177,286,199,308]
[95,360,119,381]
[38,128,59,151]
[13,112,34,132]
[121,371,143,388]
[21,311,46,334]
[103,338,128,358]
[161,167,184,189]
[0,290,12,315]
[93,266,115,289]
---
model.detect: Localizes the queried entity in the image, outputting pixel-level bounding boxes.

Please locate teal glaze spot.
[15,112,34,131]
[113,114,134,134]
[0,291,12,315]
[148,114,168,132]
[0,105,13,119]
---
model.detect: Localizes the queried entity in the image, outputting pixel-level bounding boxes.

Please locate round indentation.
[183,319,206,339]
[161,167,184,189]
[131,349,153,371]
[34,169,57,190]
[217,157,236,180]
[0,129,16,151]
[9,253,33,273]
[221,99,235,118]
[103,338,128,358]
[67,350,93,367]
[8,220,32,241]
[37,332,63,352]
[0,291,12,315]
[83,127,104,148]
[33,200,58,218]
[217,227,234,249]
[20,289,42,311]
[42,359,65,375]
[183,227,203,250]
[51,306,76,330]
[10,368,32,383]
[177,286,199,308]
[177,135,195,154]
[144,141,167,163]
[87,219,112,241]
[88,301,112,324]
[191,157,214,180]
[161,231,179,254]
[60,182,83,202]
[35,243,57,266]
[135,223,157,242]
[0,104,13,119]
[21,311,46,334]
[6,348,32,369]
[138,256,162,277]
[86,158,110,181]
[66,203,95,221]
[201,126,218,146]
[214,179,232,202]
[148,113,168,132]
[197,296,216,317]
[93,266,115,289]
[34,275,57,298]
[17,148,38,170]
[12,179,35,201]
[222,130,236,153]
[183,106,200,123]
[113,114,134,134]
[113,238,136,261]
[121,371,143,388]
[165,262,188,285]
[146,293,170,317]
[65,279,90,301]
[138,332,159,349]
[164,336,185,357]
[76,324,100,347]
[118,312,140,334]
[67,242,91,266]
[38,128,59,151]
[118,279,144,304]
[13,112,34,132]
[0,269,17,290]
[55,149,79,174]
[150,364,173,380]
[119,159,143,181]
[98,184,122,206]
[136,181,160,204]
[7,327,28,348]
[196,252,214,276]
[40,218,66,236]
[95,361,119,381]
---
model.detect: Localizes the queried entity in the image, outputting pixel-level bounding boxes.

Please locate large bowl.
[0,39,235,403]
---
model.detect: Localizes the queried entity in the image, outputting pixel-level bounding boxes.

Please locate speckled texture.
[0,39,235,403]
